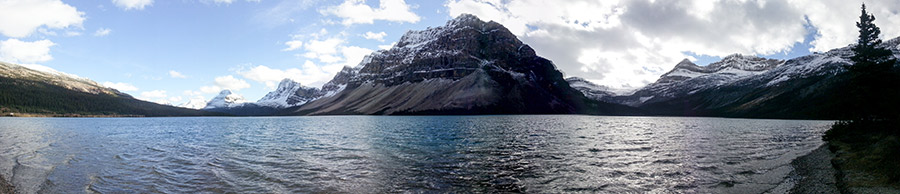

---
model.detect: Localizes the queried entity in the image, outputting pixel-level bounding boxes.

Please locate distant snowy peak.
[709,54,782,71]
[256,79,320,108]
[179,98,208,110]
[203,90,247,109]
[658,55,782,83]
[566,77,616,101]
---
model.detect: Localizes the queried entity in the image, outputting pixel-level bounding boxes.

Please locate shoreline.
[0,174,12,194]
[789,144,839,194]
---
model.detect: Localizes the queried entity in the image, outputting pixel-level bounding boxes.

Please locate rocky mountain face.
[610,55,784,106]
[288,14,635,115]
[0,62,218,116]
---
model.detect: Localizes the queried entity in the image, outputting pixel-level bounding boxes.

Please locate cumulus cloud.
[200,86,223,94]
[798,0,900,52]
[139,90,173,104]
[0,39,56,64]
[183,90,203,96]
[321,0,421,25]
[102,82,139,91]
[282,40,303,51]
[378,42,396,50]
[445,0,900,89]
[237,65,305,88]
[362,31,387,42]
[278,27,378,87]
[140,90,167,98]
[93,28,111,37]
[213,75,250,91]
[302,37,345,62]
[112,0,154,10]
[0,0,85,38]
[168,70,187,78]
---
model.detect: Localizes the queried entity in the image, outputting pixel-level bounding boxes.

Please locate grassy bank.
[824,120,900,193]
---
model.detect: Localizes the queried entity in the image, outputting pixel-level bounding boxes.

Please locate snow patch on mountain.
[203,90,247,109]
[566,77,617,101]
[256,79,316,108]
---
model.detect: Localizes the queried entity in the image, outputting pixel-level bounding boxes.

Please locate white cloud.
[213,75,250,91]
[0,39,56,64]
[112,0,154,10]
[200,86,223,94]
[0,0,85,38]
[167,96,183,102]
[378,42,396,50]
[64,31,81,37]
[138,90,171,104]
[282,40,303,51]
[93,28,111,36]
[277,28,378,86]
[304,38,343,56]
[302,37,345,62]
[446,0,874,89]
[340,46,373,67]
[140,90,167,98]
[183,90,203,96]
[237,65,305,88]
[102,82,139,91]
[362,31,387,42]
[321,0,421,25]
[797,0,900,52]
[168,70,187,78]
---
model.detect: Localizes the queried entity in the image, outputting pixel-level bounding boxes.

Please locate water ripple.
[0,116,831,193]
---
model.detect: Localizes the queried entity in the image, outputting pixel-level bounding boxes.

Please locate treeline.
[0,76,222,116]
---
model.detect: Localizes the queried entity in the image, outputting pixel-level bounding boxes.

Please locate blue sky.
[2,0,900,105]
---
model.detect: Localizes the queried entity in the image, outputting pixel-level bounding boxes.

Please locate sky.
[1,0,900,106]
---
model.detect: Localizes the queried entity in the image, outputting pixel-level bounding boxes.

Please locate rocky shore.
[0,175,12,194]
[789,145,839,194]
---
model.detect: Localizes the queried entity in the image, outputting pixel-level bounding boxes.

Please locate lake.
[0,116,831,193]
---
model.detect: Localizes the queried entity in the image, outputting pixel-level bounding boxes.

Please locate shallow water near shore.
[0,116,830,193]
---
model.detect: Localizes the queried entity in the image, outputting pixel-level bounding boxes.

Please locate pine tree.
[847,3,898,122]
[850,3,893,72]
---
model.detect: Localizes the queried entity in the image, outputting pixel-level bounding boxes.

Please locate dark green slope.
[639,69,897,120]
[0,76,222,116]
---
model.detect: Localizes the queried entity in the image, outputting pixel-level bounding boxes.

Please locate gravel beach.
[789,145,840,194]
[0,175,12,194]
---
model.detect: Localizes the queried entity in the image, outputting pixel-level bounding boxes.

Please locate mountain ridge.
[0,62,222,116]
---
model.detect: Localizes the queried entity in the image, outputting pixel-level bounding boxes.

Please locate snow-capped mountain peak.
[178,98,208,110]
[566,77,617,101]
[203,90,247,109]
[255,79,320,108]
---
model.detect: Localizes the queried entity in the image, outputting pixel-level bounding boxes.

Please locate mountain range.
[2,14,897,118]
[569,37,899,119]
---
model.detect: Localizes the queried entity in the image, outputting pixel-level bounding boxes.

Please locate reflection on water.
[0,116,831,193]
